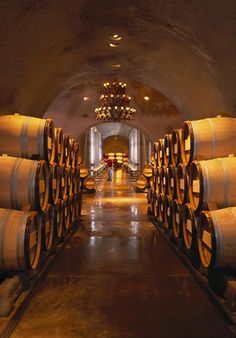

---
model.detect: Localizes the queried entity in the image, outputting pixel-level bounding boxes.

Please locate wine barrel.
[189,157,236,212]
[62,197,71,231]
[38,204,54,251]
[67,168,76,197]
[156,139,164,168]
[150,152,156,169]
[154,191,160,220]
[156,167,162,193]
[176,163,189,205]
[69,196,76,225]
[163,195,173,231]
[51,199,63,240]
[54,128,64,166]
[63,133,70,167]
[163,134,172,167]
[160,166,168,195]
[150,190,156,217]
[158,193,165,224]
[0,209,41,271]
[73,167,80,194]
[0,114,55,164]
[79,165,89,179]
[143,164,153,178]
[69,139,75,168]
[166,165,177,199]
[59,165,68,200]
[182,203,199,252]
[83,176,95,191]
[74,142,81,167]
[0,156,48,211]
[198,207,236,269]
[182,116,236,165]
[171,200,183,239]
[147,188,152,204]
[77,168,81,193]
[171,129,183,166]
[136,175,148,191]
[48,163,60,205]
[153,168,158,192]
[153,142,159,168]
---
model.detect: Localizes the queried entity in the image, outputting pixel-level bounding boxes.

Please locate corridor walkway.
[12,169,233,338]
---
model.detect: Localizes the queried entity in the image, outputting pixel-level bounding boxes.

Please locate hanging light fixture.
[95,80,136,121]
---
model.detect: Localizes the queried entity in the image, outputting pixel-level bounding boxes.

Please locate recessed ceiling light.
[111,64,121,68]
[83,96,89,101]
[144,96,150,101]
[109,42,119,48]
[111,34,122,41]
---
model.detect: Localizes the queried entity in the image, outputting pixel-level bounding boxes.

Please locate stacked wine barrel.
[79,164,95,192]
[135,163,153,192]
[0,114,82,273]
[148,115,236,273]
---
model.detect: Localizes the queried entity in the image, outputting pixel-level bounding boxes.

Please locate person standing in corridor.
[106,158,113,181]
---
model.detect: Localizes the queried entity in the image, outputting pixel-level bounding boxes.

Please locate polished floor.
[12,169,234,338]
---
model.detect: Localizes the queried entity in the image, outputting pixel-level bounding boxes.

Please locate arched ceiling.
[0,1,235,140]
[103,135,129,154]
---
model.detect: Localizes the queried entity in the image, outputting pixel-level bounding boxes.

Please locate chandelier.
[95,80,136,121]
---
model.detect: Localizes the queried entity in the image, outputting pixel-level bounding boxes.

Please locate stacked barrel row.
[0,114,82,273]
[79,165,96,191]
[148,116,236,272]
[135,164,153,191]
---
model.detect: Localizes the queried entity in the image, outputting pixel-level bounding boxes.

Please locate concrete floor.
[12,169,234,338]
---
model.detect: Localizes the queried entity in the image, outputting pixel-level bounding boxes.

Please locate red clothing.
[106,159,113,167]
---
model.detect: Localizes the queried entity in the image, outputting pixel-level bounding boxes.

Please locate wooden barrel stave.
[189,157,236,212]
[171,128,183,166]
[51,199,63,240]
[176,163,189,205]
[167,165,177,199]
[198,207,236,269]
[182,117,236,165]
[171,200,183,239]
[59,165,68,200]
[163,195,173,231]
[63,133,70,167]
[62,197,71,231]
[182,203,199,251]
[0,114,55,164]
[54,128,64,166]
[48,163,60,205]
[0,156,48,211]
[157,139,164,168]
[163,134,172,167]
[0,209,41,271]
[38,205,54,251]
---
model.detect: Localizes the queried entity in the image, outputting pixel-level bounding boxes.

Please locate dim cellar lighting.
[83,96,89,101]
[95,80,136,122]
[109,42,119,48]
[111,34,122,41]
[144,96,150,101]
[111,63,121,68]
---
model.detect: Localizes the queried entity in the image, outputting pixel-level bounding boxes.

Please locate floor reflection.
[11,168,234,338]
